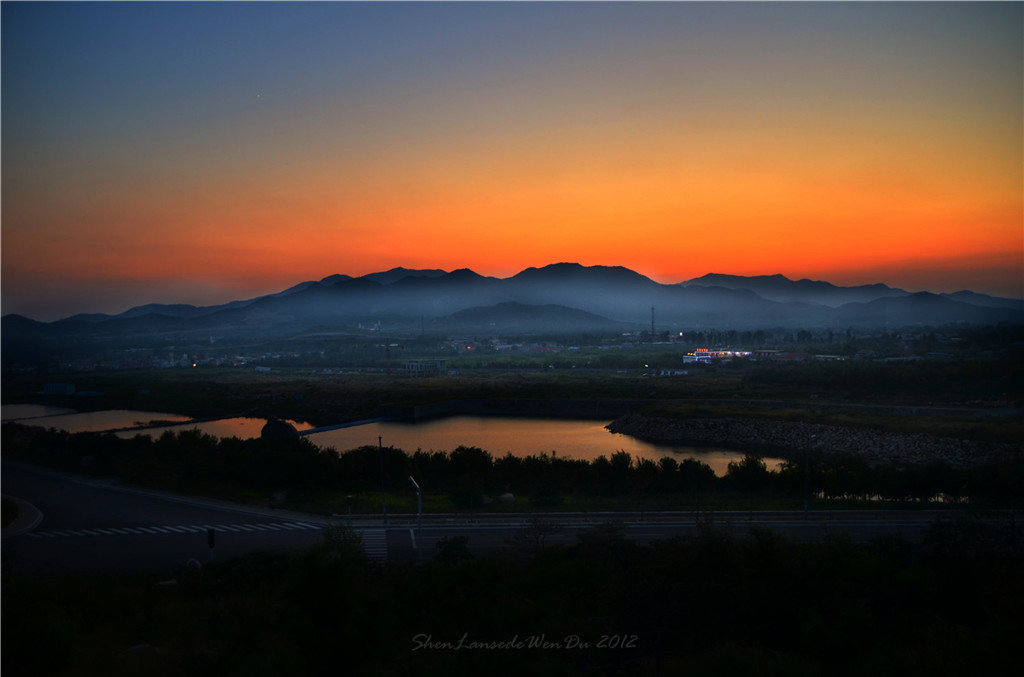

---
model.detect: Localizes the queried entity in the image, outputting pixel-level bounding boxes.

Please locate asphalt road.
[1,462,353,575]
[392,515,939,563]
[3,461,954,574]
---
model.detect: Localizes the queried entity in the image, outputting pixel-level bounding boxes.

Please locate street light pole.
[409,476,423,565]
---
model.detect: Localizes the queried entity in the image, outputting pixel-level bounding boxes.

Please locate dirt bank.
[606,413,1021,469]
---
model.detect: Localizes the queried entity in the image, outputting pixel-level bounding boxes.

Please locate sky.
[2,1,1021,321]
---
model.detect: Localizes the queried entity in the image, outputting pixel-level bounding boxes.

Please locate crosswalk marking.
[360,528,388,561]
[22,521,389,559]
[26,521,324,540]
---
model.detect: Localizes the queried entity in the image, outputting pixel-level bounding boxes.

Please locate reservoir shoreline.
[606,412,1022,469]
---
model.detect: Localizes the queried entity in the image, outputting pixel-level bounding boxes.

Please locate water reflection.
[119,417,315,440]
[2,405,312,441]
[307,416,783,477]
[7,408,192,433]
[1,404,77,421]
[3,406,782,477]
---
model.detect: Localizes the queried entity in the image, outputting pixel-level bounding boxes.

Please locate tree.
[725,453,772,493]
[678,458,716,494]
[318,520,367,565]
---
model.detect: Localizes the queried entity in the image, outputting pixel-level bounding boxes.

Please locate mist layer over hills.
[3,264,1022,356]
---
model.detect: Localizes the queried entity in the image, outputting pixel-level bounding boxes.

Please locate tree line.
[4,422,1022,509]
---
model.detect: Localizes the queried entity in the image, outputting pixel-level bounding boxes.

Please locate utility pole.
[409,476,423,565]
[651,306,655,342]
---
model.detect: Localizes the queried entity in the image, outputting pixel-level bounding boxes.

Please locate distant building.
[752,350,783,360]
[683,348,750,363]
[402,359,446,376]
[43,383,75,395]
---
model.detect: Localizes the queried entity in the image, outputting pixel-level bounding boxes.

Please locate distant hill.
[439,302,626,333]
[1,313,45,333]
[361,267,447,285]
[3,264,1022,363]
[940,290,1024,312]
[830,292,1021,327]
[682,273,908,307]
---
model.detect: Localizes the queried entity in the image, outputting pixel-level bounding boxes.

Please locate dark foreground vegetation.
[5,422,1023,514]
[4,338,1022,675]
[5,518,1023,676]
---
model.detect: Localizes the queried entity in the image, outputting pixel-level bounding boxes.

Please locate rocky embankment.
[607,414,1021,469]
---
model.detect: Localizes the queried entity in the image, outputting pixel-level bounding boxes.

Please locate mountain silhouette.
[682,273,907,307]
[831,292,1018,326]
[3,264,1022,362]
[361,268,446,285]
[439,302,626,333]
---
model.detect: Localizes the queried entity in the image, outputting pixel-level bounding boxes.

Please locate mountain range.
[3,264,1023,359]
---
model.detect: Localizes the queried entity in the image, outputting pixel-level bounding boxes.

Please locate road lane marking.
[360,528,388,561]
[24,521,324,539]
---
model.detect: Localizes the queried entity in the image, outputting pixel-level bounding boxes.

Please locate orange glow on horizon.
[3,2,1020,319]
[13,99,1014,297]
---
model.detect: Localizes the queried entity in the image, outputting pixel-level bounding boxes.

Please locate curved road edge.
[2,494,44,538]
[2,459,332,527]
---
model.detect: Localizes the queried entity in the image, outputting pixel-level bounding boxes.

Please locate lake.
[2,405,782,476]
[305,416,781,475]
[3,407,193,432]
[2,404,313,440]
